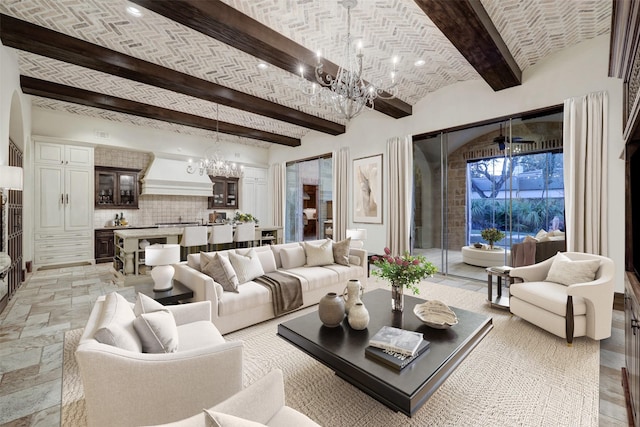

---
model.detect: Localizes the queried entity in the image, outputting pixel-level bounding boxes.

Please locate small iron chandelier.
[187,105,243,178]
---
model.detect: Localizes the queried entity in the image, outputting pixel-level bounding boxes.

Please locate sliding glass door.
[413,110,564,280]
[285,156,332,243]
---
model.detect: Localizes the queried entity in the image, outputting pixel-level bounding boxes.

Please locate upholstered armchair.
[508,251,615,344]
[76,294,243,427]
[149,369,321,427]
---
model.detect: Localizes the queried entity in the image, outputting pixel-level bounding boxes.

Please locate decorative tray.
[413,300,459,329]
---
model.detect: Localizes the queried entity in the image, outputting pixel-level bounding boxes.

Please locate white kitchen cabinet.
[242,167,268,224]
[34,140,94,268]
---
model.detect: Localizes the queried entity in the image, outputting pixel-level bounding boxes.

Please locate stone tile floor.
[0,264,628,426]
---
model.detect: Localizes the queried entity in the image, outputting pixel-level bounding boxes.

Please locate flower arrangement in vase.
[371,247,438,312]
[480,227,505,249]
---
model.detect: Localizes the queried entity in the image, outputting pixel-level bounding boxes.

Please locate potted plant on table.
[233,211,259,224]
[371,248,438,312]
[480,227,506,250]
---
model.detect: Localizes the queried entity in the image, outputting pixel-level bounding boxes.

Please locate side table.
[134,279,194,305]
[486,267,512,309]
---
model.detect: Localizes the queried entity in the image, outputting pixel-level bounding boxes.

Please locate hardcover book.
[368,325,424,356]
[365,339,431,371]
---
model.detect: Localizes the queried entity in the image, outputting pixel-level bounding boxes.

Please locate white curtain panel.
[269,162,285,227]
[563,91,609,255]
[386,136,413,255]
[333,147,349,241]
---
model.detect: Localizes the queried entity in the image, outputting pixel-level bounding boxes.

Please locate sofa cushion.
[202,252,240,293]
[270,243,303,269]
[94,292,142,352]
[177,320,225,351]
[229,249,265,284]
[280,246,306,269]
[133,309,179,353]
[304,240,334,267]
[323,264,363,282]
[238,247,277,274]
[545,252,600,286]
[332,238,351,266]
[510,281,587,317]
[134,292,165,316]
[205,410,266,427]
[217,283,271,316]
[285,267,338,291]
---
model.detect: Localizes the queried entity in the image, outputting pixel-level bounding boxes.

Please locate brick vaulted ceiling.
[0,0,611,149]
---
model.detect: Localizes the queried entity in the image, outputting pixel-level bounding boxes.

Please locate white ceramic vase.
[343,279,363,314]
[348,302,370,330]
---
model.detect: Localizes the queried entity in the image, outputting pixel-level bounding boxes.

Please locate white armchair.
[76,295,243,427]
[148,369,320,427]
[508,251,615,344]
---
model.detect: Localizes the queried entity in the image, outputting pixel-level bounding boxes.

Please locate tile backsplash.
[93,147,237,228]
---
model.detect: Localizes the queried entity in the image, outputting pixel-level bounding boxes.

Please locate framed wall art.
[353,154,382,223]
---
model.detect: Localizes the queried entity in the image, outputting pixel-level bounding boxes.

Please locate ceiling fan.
[493,123,535,151]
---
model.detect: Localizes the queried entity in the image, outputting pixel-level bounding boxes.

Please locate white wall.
[269,34,627,292]
[0,43,33,286]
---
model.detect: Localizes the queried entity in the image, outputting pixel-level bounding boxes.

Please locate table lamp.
[0,166,23,205]
[346,228,367,248]
[145,244,180,291]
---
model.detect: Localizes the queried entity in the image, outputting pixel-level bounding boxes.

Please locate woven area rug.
[61,281,599,426]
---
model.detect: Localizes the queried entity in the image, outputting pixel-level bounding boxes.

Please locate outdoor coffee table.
[277,288,492,416]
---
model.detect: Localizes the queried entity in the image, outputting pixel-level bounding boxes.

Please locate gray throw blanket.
[511,241,536,267]
[254,271,303,316]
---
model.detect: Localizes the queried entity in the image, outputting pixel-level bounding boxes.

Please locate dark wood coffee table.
[134,279,194,305]
[277,288,492,416]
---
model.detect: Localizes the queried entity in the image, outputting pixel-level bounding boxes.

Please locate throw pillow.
[133,309,179,353]
[237,248,277,273]
[134,292,165,316]
[280,246,306,269]
[229,249,265,284]
[94,292,142,352]
[535,229,548,239]
[332,237,351,266]
[304,240,334,267]
[201,252,240,292]
[545,252,601,286]
[204,410,267,427]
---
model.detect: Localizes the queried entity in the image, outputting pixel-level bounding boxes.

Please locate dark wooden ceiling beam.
[131,0,412,119]
[0,14,342,137]
[21,76,301,147]
[413,0,522,91]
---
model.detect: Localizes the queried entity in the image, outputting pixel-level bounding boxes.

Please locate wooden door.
[66,167,93,231]
[35,165,65,231]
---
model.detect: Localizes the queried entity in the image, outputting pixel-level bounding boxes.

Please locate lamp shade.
[346,228,367,241]
[145,244,180,266]
[0,166,23,190]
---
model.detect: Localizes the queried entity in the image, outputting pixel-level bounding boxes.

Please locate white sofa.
[174,239,367,334]
[148,369,320,427]
[76,293,244,427]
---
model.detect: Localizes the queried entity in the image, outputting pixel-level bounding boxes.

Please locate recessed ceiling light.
[257,62,268,70]
[126,5,143,18]
[414,59,426,67]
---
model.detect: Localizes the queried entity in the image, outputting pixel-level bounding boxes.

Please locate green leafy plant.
[233,212,259,224]
[371,247,438,295]
[480,227,505,246]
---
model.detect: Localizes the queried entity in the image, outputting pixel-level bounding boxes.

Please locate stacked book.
[365,326,430,371]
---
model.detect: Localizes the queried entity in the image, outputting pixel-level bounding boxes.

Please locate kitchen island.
[114,225,283,275]
[114,227,183,275]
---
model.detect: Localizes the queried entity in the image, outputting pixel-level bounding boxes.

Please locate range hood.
[141,156,213,197]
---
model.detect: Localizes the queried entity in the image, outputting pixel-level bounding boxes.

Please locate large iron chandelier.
[300,0,399,121]
[186,105,243,178]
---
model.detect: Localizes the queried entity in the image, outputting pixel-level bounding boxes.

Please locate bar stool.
[209,224,233,251]
[179,226,208,260]
[233,222,256,248]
